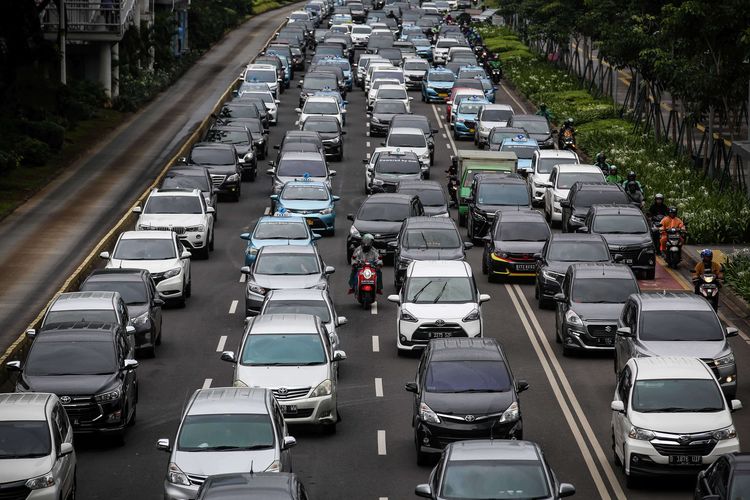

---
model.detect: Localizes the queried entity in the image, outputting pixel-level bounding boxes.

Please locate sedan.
[271,181,339,236]
[240,215,319,266]
[368,99,409,136]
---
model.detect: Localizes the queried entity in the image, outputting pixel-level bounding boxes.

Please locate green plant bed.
[252,0,282,14]
[724,250,750,304]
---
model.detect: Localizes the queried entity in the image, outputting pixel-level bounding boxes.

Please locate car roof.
[447,439,542,462]
[86,268,149,282]
[570,262,635,279]
[258,244,316,255]
[409,260,472,277]
[590,204,643,216]
[403,216,456,229]
[265,288,327,301]
[389,127,424,136]
[549,232,606,243]
[633,356,714,381]
[200,473,299,499]
[250,314,321,334]
[632,292,715,312]
[365,193,414,203]
[535,149,578,159]
[50,291,118,311]
[188,387,270,415]
[120,230,173,240]
[554,163,600,173]
[0,393,54,421]
[497,210,546,223]
[428,338,504,361]
[512,114,548,122]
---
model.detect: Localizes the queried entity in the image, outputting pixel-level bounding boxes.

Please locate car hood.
[375,172,422,182]
[599,233,652,248]
[137,214,205,228]
[400,302,478,320]
[528,131,552,142]
[636,340,729,360]
[424,391,514,415]
[0,456,54,483]
[423,205,449,217]
[494,241,544,255]
[354,220,404,235]
[106,258,181,273]
[173,449,278,477]
[276,175,328,186]
[201,165,237,176]
[401,247,464,261]
[279,199,330,212]
[127,303,151,319]
[252,273,325,290]
[235,363,329,390]
[629,411,733,435]
[20,373,119,395]
[571,302,624,321]
[480,120,508,129]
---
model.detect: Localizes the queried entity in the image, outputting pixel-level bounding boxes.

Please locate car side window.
[709,459,729,495]
[118,300,129,325]
[548,169,557,185]
[273,402,286,437]
[50,406,63,452]
[617,366,632,408]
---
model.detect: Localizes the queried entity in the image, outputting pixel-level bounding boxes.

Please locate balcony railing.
[41,0,136,40]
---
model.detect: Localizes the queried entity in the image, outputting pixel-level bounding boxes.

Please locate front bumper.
[423,87,450,103]
[416,417,522,454]
[488,254,536,277]
[322,141,343,157]
[369,120,389,135]
[397,317,481,351]
[624,436,739,477]
[561,323,616,350]
[214,180,241,197]
[65,398,129,434]
[279,393,337,425]
[154,272,185,300]
[453,121,476,138]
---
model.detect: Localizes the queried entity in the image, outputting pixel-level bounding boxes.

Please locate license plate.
[623,259,633,264]
[282,405,298,415]
[429,331,450,338]
[515,264,535,272]
[669,455,701,465]
[596,337,614,346]
[306,218,314,226]
[438,93,448,97]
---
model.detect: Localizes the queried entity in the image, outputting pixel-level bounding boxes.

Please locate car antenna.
[249,460,254,476]
[489,418,498,442]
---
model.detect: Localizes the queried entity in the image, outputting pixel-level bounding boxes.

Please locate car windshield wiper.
[452,388,503,393]
[432,281,448,303]
[640,406,690,413]
[411,280,434,302]
[685,407,723,412]
[0,453,49,459]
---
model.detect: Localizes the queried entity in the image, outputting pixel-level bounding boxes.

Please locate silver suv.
[157,387,296,500]
[0,393,76,500]
[37,291,134,339]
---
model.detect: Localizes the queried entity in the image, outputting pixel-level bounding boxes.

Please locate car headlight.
[163,267,182,279]
[185,225,205,232]
[246,246,258,256]
[131,311,149,327]
[167,463,191,486]
[398,257,412,269]
[420,152,430,160]
[541,269,563,282]
[400,309,418,322]
[712,425,737,440]
[227,173,240,182]
[419,402,440,424]
[627,426,655,441]
[565,310,583,327]
[498,401,519,423]
[248,283,267,295]
[714,353,735,367]
[26,473,55,490]
[320,207,334,215]
[349,225,360,237]
[462,308,480,322]
[494,250,509,259]
[372,178,384,186]
[328,136,341,144]
[311,379,332,397]
[371,116,380,123]
[265,460,281,472]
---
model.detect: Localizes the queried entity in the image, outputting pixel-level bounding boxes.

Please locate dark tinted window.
[400,188,446,206]
[404,228,460,249]
[571,277,637,303]
[497,221,550,241]
[304,76,337,90]
[373,101,407,114]
[592,214,648,234]
[304,101,339,114]
[482,109,514,122]
[205,129,250,146]
[264,300,331,323]
[548,241,609,262]
[26,340,117,376]
[81,280,148,304]
[631,379,724,413]
[425,361,511,393]
[358,201,410,221]
[375,157,421,174]
[387,133,426,148]
[512,118,549,134]
[0,422,51,458]
[254,221,309,240]
[476,183,529,206]
[303,120,339,133]
[281,185,329,201]
[500,144,537,159]
[277,159,326,177]
[144,196,202,215]
[45,309,117,324]
[241,334,326,365]
[429,72,455,82]
[178,414,274,451]
[557,172,604,189]
[441,460,550,499]
[255,254,320,275]
[536,157,576,174]
[162,175,209,192]
[639,310,724,341]
[113,238,176,260]
[575,190,628,207]
[190,148,235,166]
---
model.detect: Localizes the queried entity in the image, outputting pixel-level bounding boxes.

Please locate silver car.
[157,387,296,500]
[0,393,76,500]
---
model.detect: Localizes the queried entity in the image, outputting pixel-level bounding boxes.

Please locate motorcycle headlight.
[462,308,480,322]
[227,173,240,182]
[400,309,418,322]
[320,207,334,215]
[713,353,735,367]
[26,473,55,490]
[249,283,267,295]
[311,379,332,397]
[167,463,191,486]
[163,267,182,279]
[186,225,205,232]
[565,310,583,327]
[349,225,361,237]
[131,311,149,327]
[703,275,715,283]
[419,402,440,424]
[712,425,737,441]
[627,426,655,441]
[498,401,519,423]
[265,460,281,472]
[95,387,122,402]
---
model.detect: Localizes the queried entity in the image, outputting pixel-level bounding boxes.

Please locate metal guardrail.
[41,0,136,37]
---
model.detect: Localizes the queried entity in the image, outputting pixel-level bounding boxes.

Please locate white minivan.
[528,150,579,205]
[543,164,604,223]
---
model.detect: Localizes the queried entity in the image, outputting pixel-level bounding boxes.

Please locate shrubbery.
[724,250,750,303]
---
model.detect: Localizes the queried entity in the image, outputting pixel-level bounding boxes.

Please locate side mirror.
[325,265,336,275]
[154,298,165,307]
[275,100,281,104]
[59,442,74,457]
[516,379,529,393]
[553,293,566,302]
[126,325,136,335]
[282,436,297,450]
[337,316,348,326]
[731,399,743,411]
[232,89,239,97]
[269,194,279,200]
[156,438,171,452]
[558,483,576,498]
[312,232,322,241]
[206,206,215,214]
[387,241,398,249]
[404,382,418,393]
[616,327,631,337]
[132,206,142,214]
[347,214,355,221]
[220,351,237,363]
[478,293,491,304]
[329,170,337,176]
[387,294,401,304]
[726,327,739,337]
[415,484,432,498]
[332,195,340,202]
[122,359,139,370]
[610,400,625,413]
[240,232,251,241]
[181,250,192,259]
[613,253,623,262]
[25,328,37,339]
[266,168,276,176]
[333,350,347,361]
[408,96,414,100]
[240,266,251,275]
[542,181,553,188]
[268,160,276,167]
[99,251,110,260]
[464,241,473,249]
[6,361,21,372]
[575,226,589,234]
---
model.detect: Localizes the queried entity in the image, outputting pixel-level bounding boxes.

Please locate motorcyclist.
[446,162,459,206]
[557,118,575,149]
[349,234,383,294]
[536,103,553,122]
[659,207,686,255]
[621,170,643,193]
[605,165,624,185]
[625,181,644,207]
[647,193,668,219]
[693,248,723,294]
[594,152,610,175]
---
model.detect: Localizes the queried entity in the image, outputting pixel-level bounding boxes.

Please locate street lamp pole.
[59,0,67,84]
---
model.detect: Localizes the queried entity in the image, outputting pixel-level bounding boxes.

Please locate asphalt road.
[55,34,750,500]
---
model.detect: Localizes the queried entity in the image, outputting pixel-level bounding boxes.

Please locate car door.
[117,336,137,412]
[556,273,571,332]
[177,239,190,281]
[412,351,426,426]
[612,365,632,456]
[615,301,632,373]
[545,167,557,215]
[274,402,293,471]
[149,277,162,339]
[52,403,75,496]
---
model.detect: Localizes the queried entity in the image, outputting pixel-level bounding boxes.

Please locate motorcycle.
[649,217,662,250]
[447,175,460,207]
[694,270,720,310]
[663,227,686,269]
[559,129,576,150]
[354,261,380,309]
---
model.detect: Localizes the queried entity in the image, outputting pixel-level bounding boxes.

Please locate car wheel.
[453,128,459,140]
[555,321,562,343]
[68,472,77,500]
[197,245,209,260]
[612,432,622,467]
[248,169,257,182]
[416,440,430,466]
[536,284,549,309]
[185,278,192,298]
[155,319,162,345]
[544,204,551,223]
[128,402,137,426]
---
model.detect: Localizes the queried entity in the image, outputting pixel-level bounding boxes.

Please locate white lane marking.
[366,141,370,148]
[377,430,387,455]
[229,300,238,314]
[375,377,383,397]
[366,131,370,137]
[371,301,378,314]
[264,206,270,215]
[498,82,528,113]
[216,335,227,352]
[445,143,451,148]
[372,335,380,352]
[239,274,246,283]
[431,105,458,155]
[202,378,213,389]
[366,152,371,159]
[441,133,447,138]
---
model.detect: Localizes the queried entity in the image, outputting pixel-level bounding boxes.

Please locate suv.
[543,164,605,224]
[421,67,456,103]
[405,338,528,464]
[482,209,550,281]
[204,125,257,181]
[221,315,346,431]
[611,357,742,486]
[0,393,76,500]
[10,323,139,438]
[39,290,131,333]
[507,114,555,148]
[301,115,345,161]
[383,127,431,170]
[161,166,218,218]
[365,150,423,194]
[196,473,310,500]
[396,180,449,217]
[561,182,629,233]
[528,150,579,205]
[614,293,739,397]
[554,263,639,354]
[267,151,335,195]
[157,387,297,500]
[134,189,215,259]
[466,174,532,242]
[186,143,242,202]
[388,261,490,352]
[475,104,514,147]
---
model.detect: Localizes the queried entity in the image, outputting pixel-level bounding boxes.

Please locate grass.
[252,0,283,14]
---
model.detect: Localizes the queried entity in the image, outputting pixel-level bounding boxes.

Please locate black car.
[369,99,409,136]
[405,338,528,465]
[298,72,339,107]
[301,115,345,161]
[9,323,139,438]
[487,126,528,151]
[390,114,438,163]
[221,102,269,132]
[204,125,257,181]
[554,263,639,355]
[508,114,555,148]
[396,179,449,217]
[695,452,750,500]
[186,143,242,202]
[80,268,164,357]
[217,117,268,159]
[161,166,218,218]
[346,193,424,261]
[466,174,532,242]
[366,151,422,194]
[391,216,471,289]
[482,209,550,281]
[561,182,630,233]
[580,204,656,279]
[535,233,612,309]
[196,473,309,500]
[274,130,325,161]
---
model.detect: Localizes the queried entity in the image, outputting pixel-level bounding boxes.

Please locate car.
[274,130,324,162]
[402,58,430,89]
[396,179,449,217]
[298,72,339,108]
[240,215,318,266]
[295,95,345,127]
[367,78,401,110]
[301,115,345,161]
[421,67,456,103]
[388,261,490,352]
[350,24,372,47]
[377,47,403,66]
[195,473,310,500]
[611,357,742,486]
[375,84,412,111]
[271,180,339,236]
[614,292,738,397]
[508,114,555,148]
[242,64,281,97]
[346,193,425,261]
[528,149,580,205]
[580,204,656,279]
[383,126,431,169]
[412,37,433,61]
[39,290,130,333]
[216,117,268,160]
[134,188,215,259]
[316,56,354,90]
[0,393,77,500]
[162,166,219,217]
[466,174,532,242]
[241,245,334,316]
[554,263,639,355]
[535,233,612,309]
[482,209,550,281]
[220,315,346,430]
[368,99,409,136]
[79,268,164,357]
[432,37,459,64]
[452,96,490,139]
[9,323,139,438]
[560,181,629,233]
[390,114,438,163]
[695,452,750,499]
[486,126,529,151]
[267,151,336,195]
[100,230,192,306]
[185,143,242,202]
[404,338,525,464]
[446,88,484,125]
[365,149,423,194]
[543,164,605,224]
[475,103,514,146]
[235,90,280,124]
[221,101,269,132]
[157,388,297,500]
[415,440,575,499]
[499,135,540,174]
[366,66,404,92]
[391,217,471,290]
[356,55,388,87]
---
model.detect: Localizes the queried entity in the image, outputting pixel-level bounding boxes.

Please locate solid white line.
[216,335,227,352]
[366,141,370,148]
[498,82,528,114]
[372,335,380,352]
[263,206,270,215]
[239,274,246,283]
[202,378,213,389]
[377,430,387,455]
[371,301,378,314]
[374,377,383,397]
[229,300,238,314]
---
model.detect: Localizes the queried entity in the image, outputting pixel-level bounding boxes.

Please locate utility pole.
[59,0,67,84]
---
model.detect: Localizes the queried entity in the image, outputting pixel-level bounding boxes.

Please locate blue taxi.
[270,180,340,236]
[499,135,541,173]
[240,214,319,265]
[421,67,456,103]
[453,96,490,139]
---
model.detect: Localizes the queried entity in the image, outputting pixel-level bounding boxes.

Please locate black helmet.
[362,233,374,251]
[539,103,547,110]
[596,152,606,162]
[626,181,638,191]
[668,206,677,216]
[565,117,574,125]
[627,170,636,181]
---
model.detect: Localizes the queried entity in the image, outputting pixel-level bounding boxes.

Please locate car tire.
[68,472,77,500]
[536,284,549,309]
[644,268,655,280]
[155,319,162,345]
[185,278,192,298]
[197,246,209,260]
[453,128,459,140]
[248,169,257,182]
[416,442,430,466]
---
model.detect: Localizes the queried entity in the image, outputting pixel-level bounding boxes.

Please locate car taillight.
[362,285,373,291]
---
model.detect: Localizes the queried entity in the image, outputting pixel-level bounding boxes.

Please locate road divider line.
[372,335,380,352]
[216,335,227,352]
[371,301,378,315]
[264,206,270,215]
[498,81,528,114]
[374,377,383,397]
[441,133,447,139]
[377,430,387,455]
[202,378,213,389]
[229,300,238,314]
[431,105,458,155]
[505,284,614,500]
[366,141,370,148]
[239,274,246,283]
[445,143,450,148]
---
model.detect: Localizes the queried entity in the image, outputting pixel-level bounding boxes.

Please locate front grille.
[507,253,535,261]
[407,75,423,81]
[285,408,315,418]
[381,182,398,192]
[652,440,716,456]
[143,225,186,235]
[63,396,103,425]
[0,481,30,500]
[210,174,226,187]
[586,324,617,337]
[463,120,476,129]
[412,323,467,341]
[187,474,207,486]
[273,387,310,400]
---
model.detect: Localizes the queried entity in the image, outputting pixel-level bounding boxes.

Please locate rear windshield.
[205,129,250,146]
[592,215,648,234]
[430,72,455,82]
[571,277,638,303]
[373,101,407,114]
[557,172,604,189]
[425,361,511,393]
[263,300,331,323]
[372,71,404,83]
[388,133,426,148]
[177,414,274,451]
[304,101,339,114]
[513,119,549,134]
[80,281,148,304]
[548,241,609,262]
[190,148,235,166]
[500,144,537,159]
[162,174,210,192]
[244,70,276,83]
[400,188,445,206]
[536,157,577,174]
[476,183,529,206]
[375,157,421,174]
[113,239,176,260]
[144,196,202,215]
[496,222,549,242]
[404,228,460,249]
[282,185,329,201]
[254,221,309,240]
[45,309,118,325]
[575,190,629,207]
[482,109,513,122]
[639,310,724,341]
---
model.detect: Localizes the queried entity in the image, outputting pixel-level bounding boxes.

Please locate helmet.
[700,248,713,260]
[627,170,636,181]
[539,103,547,109]
[361,234,374,250]
[668,206,677,216]
[655,193,664,201]
[609,165,617,174]
[565,117,574,125]
[596,152,606,162]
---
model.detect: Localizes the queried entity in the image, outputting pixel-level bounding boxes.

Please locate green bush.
[724,250,750,303]
[15,136,51,167]
[0,150,20,173]
[20,120,66,151]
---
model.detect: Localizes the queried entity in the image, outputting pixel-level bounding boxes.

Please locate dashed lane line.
[377,430,387,455]
[374,378,383,397]
[372,335,380,352]
[202,378,213,389]
[216,335,227,352]
[229,300,238,314]
[366,141,370,148]
[263,206,270,216]
[239,274,246,283]
[371,301,378,314]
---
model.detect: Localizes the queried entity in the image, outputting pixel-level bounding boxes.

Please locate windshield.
[490,130,527,145]
[241,334,326,365]
[303,120,339,133]
[244,70,276,83]
[513,119,549,134]
[241,92,273,104]
[321,60,351,72]
[255,254,319,275]
[81,281,148,304]
[162,175,210,192]
[593,215,648,234]
[277,159,326,177]
[304,76,337,90]
[459,69,485,79]
[500,144,537,159]
[436,39,459,48]
[373,71,404,83]
[378,89,407,100]
[352,26,371,34]
[25,340,116,376]
[430,72,455,82]
[388,134,426,148]
[0,422,51,459]
[477,183,529,206]
[144,196,202,215]
[639,310,724,341]
[205,130,249,146]
[426,361,510,393]
[113,239,176,260]
[254,221,308,240]
[375,157,420,174]
[482,109,513,122]
[44,309,117,325]
[404,229,460,249]
[177,414,274,451]
[631,379,725,413]
[264,300,331,323]
[572,277,637,303]
[374,101,407,114]
[304,101,339,114]
[548,241,609,262]
[282,185,329,201]
[441,460,550,499]
[536,157,576,174]
[405,277,474,304]
[190,148,235,166]
[576,190,628,207]
[358,202,409,221]
[557,172,604,189]
[404,61,428,70]
[401,188,445,206]
[457,102,484,115]
[497,222,549,242]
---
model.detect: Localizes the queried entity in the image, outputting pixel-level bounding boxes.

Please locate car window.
[241,334,326,365]
[177,414,275,451]
[0,421,51,458]
[617,366,631,409]
[44,309,117,325]
[403,228,460,249]
[255,253,320,275]
[639,310,724,341]
[631,378,725,413]
[405,277,474,304]
[571,278,638,304]
[113,238,177,260]
[425,360,511,392]
[264,300,331,323]
[440,459,550,499]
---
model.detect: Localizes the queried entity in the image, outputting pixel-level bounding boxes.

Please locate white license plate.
[669,455,701,465]
[282,405,298,415]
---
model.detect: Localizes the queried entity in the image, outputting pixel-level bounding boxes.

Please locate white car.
[101,230,192,306]
[134,188,215,259]
[365,62,397,91]
[295,95,345,127]
[237,90,280,124]
[350,25,372,47]
[543,164,604,223]
[367,78,401,109]
[402,58,430,89]
[356,55,388,87]
[528,150,579,205]
[375,84,412,112]
[448,88,484,126]
[388,260,490,352]
[288,9,313,22]
[432,38,459,65]
[611,356,742,486]
[242,64,280,97]
[383,127,431,169]
[475,104,515,146]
